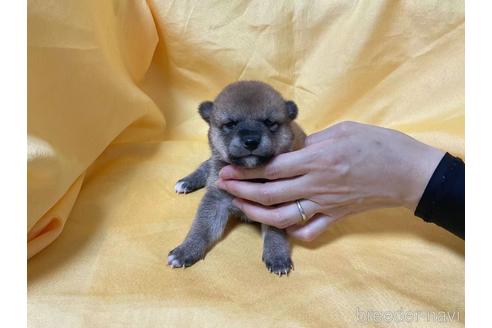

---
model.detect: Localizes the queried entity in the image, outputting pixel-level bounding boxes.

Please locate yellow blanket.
[28,0,464,326]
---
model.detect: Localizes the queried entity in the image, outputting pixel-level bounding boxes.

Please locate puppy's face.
[198,81,298,168]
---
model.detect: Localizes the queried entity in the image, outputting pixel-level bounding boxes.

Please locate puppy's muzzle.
[239,129,261,151]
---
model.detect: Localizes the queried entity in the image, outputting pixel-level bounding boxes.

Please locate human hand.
[216,121,445,241]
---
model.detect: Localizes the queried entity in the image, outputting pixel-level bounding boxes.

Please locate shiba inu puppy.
[169,81,305,275]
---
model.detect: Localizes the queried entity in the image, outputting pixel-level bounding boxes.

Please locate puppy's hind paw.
[264,256,293,276]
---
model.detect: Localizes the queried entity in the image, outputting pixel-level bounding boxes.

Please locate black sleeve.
[414,152,465,239]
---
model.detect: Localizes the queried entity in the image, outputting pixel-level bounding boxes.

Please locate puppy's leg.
[262,224,293,276]
[175,159,210,194]
[168,190,230,268]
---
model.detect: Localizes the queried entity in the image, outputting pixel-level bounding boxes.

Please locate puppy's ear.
[285,101,298,120]
[198,101,214,123]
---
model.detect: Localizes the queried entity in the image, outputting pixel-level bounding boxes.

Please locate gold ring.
[296,200,308,223]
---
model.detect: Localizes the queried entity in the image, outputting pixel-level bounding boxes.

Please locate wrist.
[399,143,445,212]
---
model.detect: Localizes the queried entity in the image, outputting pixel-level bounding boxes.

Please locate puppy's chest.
[227,178,268,223]
[229,206,252,223]
[206,186,252,223]
[206,159,266,223]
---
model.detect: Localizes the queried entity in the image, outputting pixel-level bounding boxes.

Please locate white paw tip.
[175,181,189,194]
[167,254,181,268]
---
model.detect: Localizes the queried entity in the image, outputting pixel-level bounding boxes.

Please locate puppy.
[168,81,305,275]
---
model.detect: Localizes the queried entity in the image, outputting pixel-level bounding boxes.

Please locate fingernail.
[219,166,234,179]
[216,179,226,190]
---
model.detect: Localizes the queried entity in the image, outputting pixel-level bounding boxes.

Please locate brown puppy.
[169,81,305,275]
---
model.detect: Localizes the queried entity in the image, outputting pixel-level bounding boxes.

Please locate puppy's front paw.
[167,244,204,268]
[175,180,194,194]
[263,255,293,276]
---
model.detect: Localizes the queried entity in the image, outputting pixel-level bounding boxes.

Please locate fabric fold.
[27,0,160,258]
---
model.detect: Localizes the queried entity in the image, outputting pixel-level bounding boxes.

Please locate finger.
[305,121,359,146]
[286,214,338,242]
[232,198,320,229]
[219,149,312,181]
[305,130,336,146]
[218,176,310,205]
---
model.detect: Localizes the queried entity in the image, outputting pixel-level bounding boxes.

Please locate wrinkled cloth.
[28,0,464,327]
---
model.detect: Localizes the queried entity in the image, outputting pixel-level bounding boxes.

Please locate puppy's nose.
[242,135,261,151]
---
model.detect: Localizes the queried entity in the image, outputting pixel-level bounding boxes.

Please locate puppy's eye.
[264,119,279,130]
[222,121,237,130]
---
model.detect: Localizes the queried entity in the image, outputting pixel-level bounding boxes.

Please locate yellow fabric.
[28,0,464,327]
